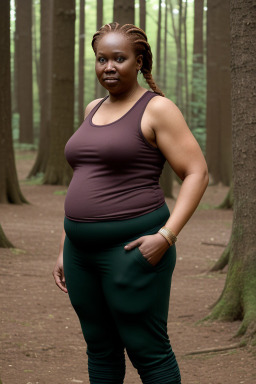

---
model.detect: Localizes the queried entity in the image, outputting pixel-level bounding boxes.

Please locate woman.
[53,22,208,384]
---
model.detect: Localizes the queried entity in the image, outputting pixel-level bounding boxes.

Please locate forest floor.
[0,150,255,384]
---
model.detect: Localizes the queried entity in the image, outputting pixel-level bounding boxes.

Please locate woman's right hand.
[52,252,68,293]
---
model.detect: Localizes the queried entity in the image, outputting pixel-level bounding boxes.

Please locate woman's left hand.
[124,233,170,266]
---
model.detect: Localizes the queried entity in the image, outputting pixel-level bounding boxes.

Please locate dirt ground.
[0,150,255,384]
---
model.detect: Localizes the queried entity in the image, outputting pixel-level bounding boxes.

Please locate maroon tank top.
[64,90,166,222]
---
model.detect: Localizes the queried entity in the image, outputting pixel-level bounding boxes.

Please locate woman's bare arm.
[52,227,68,293]
[124,97,209,265]
[151,97,209,235]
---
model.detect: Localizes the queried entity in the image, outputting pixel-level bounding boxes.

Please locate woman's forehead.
[96,32,133,53]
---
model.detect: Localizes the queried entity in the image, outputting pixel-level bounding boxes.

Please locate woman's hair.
[91,22,165,97]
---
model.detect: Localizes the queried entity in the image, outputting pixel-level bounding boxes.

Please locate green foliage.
[192,127,206,154]
[53,189,67,196]
[20,173,44,185]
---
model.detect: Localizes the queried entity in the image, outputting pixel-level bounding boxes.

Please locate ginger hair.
[91,22,165,97]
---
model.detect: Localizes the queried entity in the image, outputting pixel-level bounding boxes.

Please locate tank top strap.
[87,95,109,120]
[128,90,158,121]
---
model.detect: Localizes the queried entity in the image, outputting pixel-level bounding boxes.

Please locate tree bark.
[113,0,134,25]
[163,0,168,93]
[217,183,234,210]
[0,224,14,248]
[32,0,40,106]
[95,0,107,99]
[168,0,183,109]
[191,0,205,132]
[183,0,189,121]
[205,0,232,186]
[156,0,162,87]
[79,0,85,123]
[44,0,76,186]
[16,0,34,144]
[139,0,146,31]
[210,237,230,272]
[0,0,27,204]
[160,162,173,199]
[207,0,256,340]
[28,0,53,177]
[13,0,19,114]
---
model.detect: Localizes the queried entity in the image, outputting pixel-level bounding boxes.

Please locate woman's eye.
[98,57,105,63]
[116,57,124,63]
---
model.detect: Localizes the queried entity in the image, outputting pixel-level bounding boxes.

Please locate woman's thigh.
[63,236,124,357]
[100,239,177,364]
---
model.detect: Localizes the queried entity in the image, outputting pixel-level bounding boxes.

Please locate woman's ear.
[136,54,143,72]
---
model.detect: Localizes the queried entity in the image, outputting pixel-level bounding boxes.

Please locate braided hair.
[91,22,165,97]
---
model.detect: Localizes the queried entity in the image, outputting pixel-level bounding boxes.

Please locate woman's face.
[95,32,142,94]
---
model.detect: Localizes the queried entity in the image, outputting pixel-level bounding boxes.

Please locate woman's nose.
[104,60,116,72]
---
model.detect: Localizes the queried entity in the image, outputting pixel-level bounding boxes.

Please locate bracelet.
[158,226,177,246]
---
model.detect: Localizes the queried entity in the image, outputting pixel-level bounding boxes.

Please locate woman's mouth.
[104,78,119,83]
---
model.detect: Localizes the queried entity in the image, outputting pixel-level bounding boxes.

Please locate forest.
[0,1,255,383]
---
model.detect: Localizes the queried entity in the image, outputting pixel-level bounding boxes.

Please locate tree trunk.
[95,0,107,99]
[16,0,34,144]
[205,0,232,186]
[0,224,14,248]
[210,237,230,272]
[217,182,234,210]
[207,0,256,340]
[28,0,53,178]
[32,0,40,106]
[139,0,146,31]
[0,0,27,204]
[113,0,134,25]
[160,162,173,199]
[13,0,19,114]
[176,0,183,110]
[190,0,204,132]
[44,0,76,186]
[168,0,183,109]
[163,0,168,93]
[156,0,162,87]
[183,0,189,121]
[79,0,85,123]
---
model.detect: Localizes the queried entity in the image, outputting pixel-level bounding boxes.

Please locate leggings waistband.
[64,203,170,248]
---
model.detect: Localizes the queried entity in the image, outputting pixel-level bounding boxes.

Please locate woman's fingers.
[53,267,68,293]
[124,237,143,250]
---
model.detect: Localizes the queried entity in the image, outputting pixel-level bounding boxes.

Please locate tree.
[183,0,189,121]
[29,0,53,177]
[139,0,146,31]
[168,0,183,110]
[0,0,27,204]
[163,0,168,92]
[0,224,14,248]
[159,0,173,199]
[16,0,34,143]
[44,0,76,185]
[207,0,256,340]
[95,0,107,99]
[156,0,162,87]
[205,0,232,185]
[190,0,204,132]
[79,0,85,122]
[113,0,134,25]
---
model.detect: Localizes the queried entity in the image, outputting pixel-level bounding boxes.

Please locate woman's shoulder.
[146,94,183,124]
[149,94,180,115]
[84,98,104,120]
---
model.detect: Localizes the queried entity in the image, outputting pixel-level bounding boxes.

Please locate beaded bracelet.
[158,226,177,246]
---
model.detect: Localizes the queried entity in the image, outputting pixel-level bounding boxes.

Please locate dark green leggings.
[63,203,181,384]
